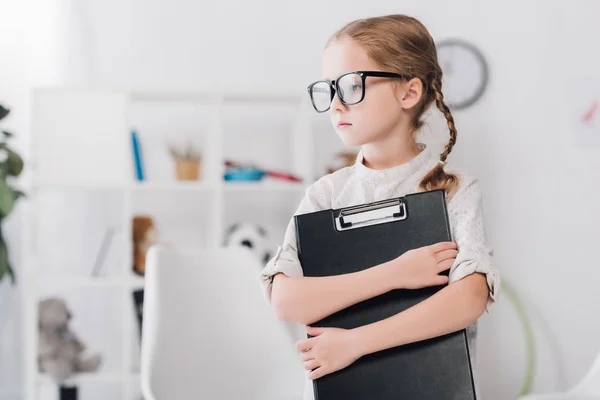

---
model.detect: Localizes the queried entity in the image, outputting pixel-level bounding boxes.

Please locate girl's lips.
[337,122,352,128]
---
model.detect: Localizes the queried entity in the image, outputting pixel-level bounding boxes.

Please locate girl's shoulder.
[443,163,479,188]
[439,162,483,206]
[304,164,357,210]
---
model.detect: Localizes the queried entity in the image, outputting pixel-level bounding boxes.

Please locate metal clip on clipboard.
[335,198,407,231]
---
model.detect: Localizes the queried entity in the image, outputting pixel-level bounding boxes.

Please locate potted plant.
[168,141,202,181]
[0,104,25,284]
[0,104,26,379]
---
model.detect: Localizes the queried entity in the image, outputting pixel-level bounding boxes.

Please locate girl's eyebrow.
[323,72,343,82]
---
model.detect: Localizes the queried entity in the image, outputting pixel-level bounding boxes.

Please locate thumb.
[305,325,324,336]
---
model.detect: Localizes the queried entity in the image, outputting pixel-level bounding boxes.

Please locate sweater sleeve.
[447,175,500,313]
[259,180,327,303]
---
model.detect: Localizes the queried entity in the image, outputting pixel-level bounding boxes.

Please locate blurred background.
[1,0,599,399]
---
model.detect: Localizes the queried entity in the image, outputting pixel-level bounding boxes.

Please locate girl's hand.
[383,241,457,290]
[295,325,362,380]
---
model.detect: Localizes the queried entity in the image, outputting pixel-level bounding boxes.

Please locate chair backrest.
[140,245,305,400]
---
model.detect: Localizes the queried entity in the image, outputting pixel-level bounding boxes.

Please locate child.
[260,14,500,399]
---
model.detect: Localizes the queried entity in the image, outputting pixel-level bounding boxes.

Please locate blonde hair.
[328,14,460,199]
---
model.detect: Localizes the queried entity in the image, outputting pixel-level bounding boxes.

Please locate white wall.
[12,0,600,398]
[0,0,91,398]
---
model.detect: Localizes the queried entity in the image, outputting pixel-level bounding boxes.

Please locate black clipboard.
[294,189,476,400]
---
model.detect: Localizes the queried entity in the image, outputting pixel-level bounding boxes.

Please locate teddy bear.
[132,215,158,276]
[37,297,102,383]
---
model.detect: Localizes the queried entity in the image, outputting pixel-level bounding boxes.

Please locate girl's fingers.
[305,325,325,336]
[295,337,316,353]
[304,359,320,371]
[436,249,458,262]
[437,258,454,273]
[308,365,328,380]
[430,242,457,253]
[300,350,314,362]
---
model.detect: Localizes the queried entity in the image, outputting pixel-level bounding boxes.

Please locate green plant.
[0,104,25,284]
[167,140,202,161]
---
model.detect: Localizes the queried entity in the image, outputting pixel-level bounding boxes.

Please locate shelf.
[131,181,216,192]
[126,274,146,289]
[38,276,145,289]
[223,179,307,192]
[33,182,128,191]
[0,388,20,396]
[131,179,307,193]
[38,372,124,385]
[36,276,126,289]
[26,87,322,400]
[130,90,303,105]
[33,274,147,290]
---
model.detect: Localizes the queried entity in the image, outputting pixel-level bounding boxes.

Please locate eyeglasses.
[307,71,407,113]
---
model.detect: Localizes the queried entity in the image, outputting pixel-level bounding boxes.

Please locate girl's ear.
[397,77,423,110]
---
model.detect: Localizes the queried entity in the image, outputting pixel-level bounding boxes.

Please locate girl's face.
[322,38,417,147]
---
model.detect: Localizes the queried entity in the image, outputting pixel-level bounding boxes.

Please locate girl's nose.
[330,91,346,112]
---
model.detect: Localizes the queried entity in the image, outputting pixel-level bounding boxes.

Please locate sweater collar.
[354,142,434,183]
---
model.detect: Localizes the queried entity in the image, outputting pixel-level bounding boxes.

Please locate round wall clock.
[436,39,489,110]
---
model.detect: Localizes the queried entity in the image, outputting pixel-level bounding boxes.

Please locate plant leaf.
[0,238,9,283]
[5,147,23,176]
[0,105,9,122]
[0,180,15,218]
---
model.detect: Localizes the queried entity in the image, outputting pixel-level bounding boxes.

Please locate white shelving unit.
[23,88,346,400]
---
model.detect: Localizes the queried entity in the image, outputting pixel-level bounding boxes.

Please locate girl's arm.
[354,176,499,355]
[298,273,489,380]
[271,266,390,325]
[353,272,487,358]
[260,178,457,325]
[262,181,465,326]
[262,181,459,326]
[272,240,455,325]
[263,180,393,325]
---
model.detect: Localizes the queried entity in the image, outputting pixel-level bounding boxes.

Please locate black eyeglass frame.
[306,70,409,112]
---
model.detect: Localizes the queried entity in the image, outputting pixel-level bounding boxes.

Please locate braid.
[418,77,460,200]
[431,78,458,162]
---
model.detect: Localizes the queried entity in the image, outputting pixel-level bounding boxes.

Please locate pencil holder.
[168,141,202,181]
[175,158,201,181]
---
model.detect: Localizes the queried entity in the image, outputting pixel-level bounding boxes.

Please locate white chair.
[140,245,305,400]
[518,350,600,399]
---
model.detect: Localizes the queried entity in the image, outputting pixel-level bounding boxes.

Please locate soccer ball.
[224,223,273,264]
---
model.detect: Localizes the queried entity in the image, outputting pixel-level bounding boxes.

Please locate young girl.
[260,14,500,399]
